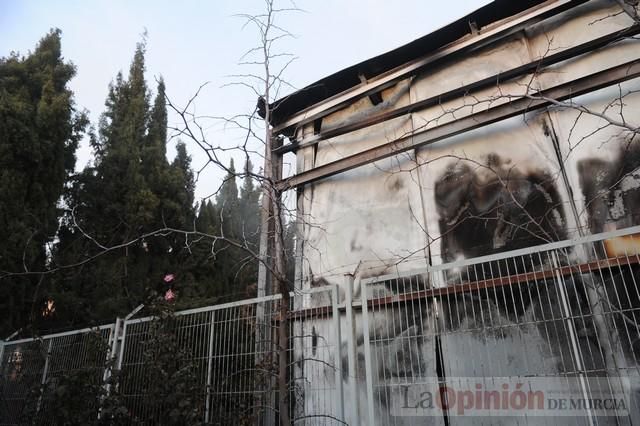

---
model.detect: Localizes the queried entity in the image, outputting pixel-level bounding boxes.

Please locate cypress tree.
[84,40,153,319]
[216,161,241,298]
[216,159,239,231]
[236,159,262,293]
[53,41,197,324]
[239,159,261,241]
[0,29,87,334]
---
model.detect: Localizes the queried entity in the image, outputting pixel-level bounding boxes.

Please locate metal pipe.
[6,323,115,345]
[551,252,595,425]
[36,339,53,416]
[102,320,120,398]
[360,281,376,425]
[331,284,345,421]
[343,274,360,423]
[116,322,128,371]
[204,310,216,423]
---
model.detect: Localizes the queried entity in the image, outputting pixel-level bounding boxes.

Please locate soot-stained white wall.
[292,1,640,423]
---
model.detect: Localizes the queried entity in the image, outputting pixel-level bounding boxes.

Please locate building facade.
[267,0,640,424]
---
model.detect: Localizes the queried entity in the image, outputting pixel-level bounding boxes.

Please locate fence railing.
[0,325,115,425]
[358,226,640,425]
[2,226,640,425]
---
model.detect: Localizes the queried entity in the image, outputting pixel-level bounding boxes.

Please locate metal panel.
[118,310,211,423]
[546,78,640,236]
[414,110,578,267]
[290,285,344,425]
[358,226,640,425]
[0,325,114,425]
[361,282,377,425]
[271,0,583,135]
[277,59,640,191]
[295,73,429,285]
[275,24,640,156]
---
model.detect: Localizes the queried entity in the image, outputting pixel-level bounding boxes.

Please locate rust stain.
[604,234,640,257]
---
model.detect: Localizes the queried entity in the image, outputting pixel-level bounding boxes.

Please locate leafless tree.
[166,1,304,424]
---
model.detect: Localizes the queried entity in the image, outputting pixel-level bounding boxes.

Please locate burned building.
[264,0,640,424]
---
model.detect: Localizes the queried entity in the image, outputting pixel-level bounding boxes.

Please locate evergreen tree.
[0,29,87,335]
[52,42,197,325]
[162,141,199,302]
[198,158,264,301]
[236,159,262,294]
[214,161,248,298]
[63,41,153,322]
[1,33,270,333]
[239,159,261,242]
[216,159,239,236]
[189,200,225,300]
[195,200,216,235]
[144,78,167,184]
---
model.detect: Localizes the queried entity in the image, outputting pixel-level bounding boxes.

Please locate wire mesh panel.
[359,227,640,426]
[38,326,114,424]
[206,297,279,425]
[431,235,640,425]
[0,325,114,425]
[360,274,440,426]
[117,296,282,425]
[433,252,599,426]
[0,339,48,424]
[119,310,210,424]
[289,285,344,425]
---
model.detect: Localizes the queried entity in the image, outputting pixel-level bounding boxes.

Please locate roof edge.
[265,0,568,127]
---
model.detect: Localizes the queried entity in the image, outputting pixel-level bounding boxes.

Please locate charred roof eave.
[262,0,586,129]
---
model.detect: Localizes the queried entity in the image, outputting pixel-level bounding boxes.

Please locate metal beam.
[285,255,640,319]
[274,25,640,155]
[271,0,584,135]
[276,59,640,191]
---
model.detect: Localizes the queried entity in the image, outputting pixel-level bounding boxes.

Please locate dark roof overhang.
[262,0,584,128]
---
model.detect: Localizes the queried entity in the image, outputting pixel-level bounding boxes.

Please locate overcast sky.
[1,0,490,202]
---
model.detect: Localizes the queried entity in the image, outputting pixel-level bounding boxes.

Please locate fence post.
[255,299,276,426]
[205,310,216,423]
[103,319,121,394]
[36,339,53,415]
[106,319,121,378]
[551,252,595,425]
[117,321,128,371]
[98,319,121,421]
[331,284,344,422]
[360,281,376,426]
[116,304,142,373]
[343,274,359,423]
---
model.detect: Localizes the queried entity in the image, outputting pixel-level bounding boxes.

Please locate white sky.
[1,0,490,203]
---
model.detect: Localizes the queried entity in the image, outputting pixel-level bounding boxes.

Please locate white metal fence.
[2,227,640,425]
[358,226,640,425]
[0,325,115,425]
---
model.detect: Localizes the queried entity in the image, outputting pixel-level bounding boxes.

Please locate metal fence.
[0,325,115,425]
[359,226,640,425]
[0,288,342,425]
[2,227,640,425]
[117,298,267,424]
